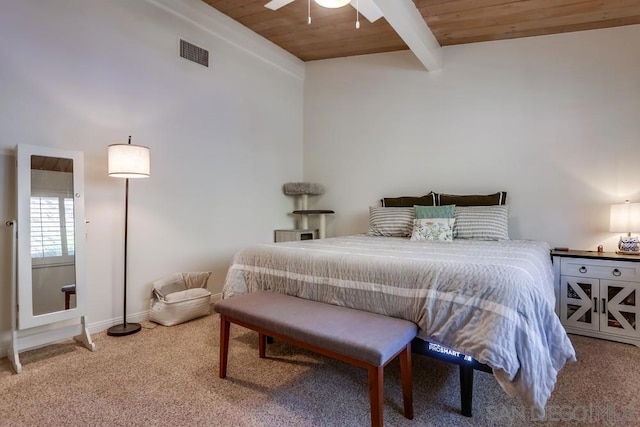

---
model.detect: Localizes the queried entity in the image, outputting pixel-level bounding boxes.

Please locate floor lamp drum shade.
[107,137,150,337]
[610,201,640,254]
[108,144,150,178]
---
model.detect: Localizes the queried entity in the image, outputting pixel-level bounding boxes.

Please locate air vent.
[180,39,209,67]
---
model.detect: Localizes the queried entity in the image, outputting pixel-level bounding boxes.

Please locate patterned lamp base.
[617,236,640,255]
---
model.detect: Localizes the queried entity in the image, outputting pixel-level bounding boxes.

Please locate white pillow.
[152,271,212,299]
[367,206,414,237]
[410,218,455,241]
[165,287,211,303]
[454,205,509,240]
[182,272,212,289]
[152,273,187,299]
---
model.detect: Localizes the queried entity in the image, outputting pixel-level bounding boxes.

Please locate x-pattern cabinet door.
[600,280,639,339]
[561,276,599,331]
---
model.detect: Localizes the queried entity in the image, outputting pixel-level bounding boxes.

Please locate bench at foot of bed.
[214,291,418,427]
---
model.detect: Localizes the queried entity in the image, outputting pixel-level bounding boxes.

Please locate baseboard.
[85,310,150,335]
[0,292,223,359]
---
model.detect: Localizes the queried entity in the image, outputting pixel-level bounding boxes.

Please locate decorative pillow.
[368,206,414,237]
[182,271,212,289]
[437,192,507,207]
[454,205,509,240]
[381,192,435,207]
[410,218,455,241]
[152,273,187,299]
[152,271,212,299]
[165,287,211,303]
[415,204,455,219]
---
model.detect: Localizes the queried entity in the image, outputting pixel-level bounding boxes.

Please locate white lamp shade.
[315,0,351,8]
[108,144,150,178]
[610,202,640,233]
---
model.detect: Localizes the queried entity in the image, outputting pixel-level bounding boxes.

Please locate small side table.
[274,229,318,242]
[291,209,334,238]
[552,250,640,346]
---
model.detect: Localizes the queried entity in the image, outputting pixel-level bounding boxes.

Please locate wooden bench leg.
[368,365,384,427]
[399,343,413,419]
[219,315,230,379]
[258,333,266,358]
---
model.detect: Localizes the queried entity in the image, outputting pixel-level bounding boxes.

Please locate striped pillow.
[454,205,509,240]
[368,207,414,237]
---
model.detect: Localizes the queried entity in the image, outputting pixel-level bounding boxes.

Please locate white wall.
[0,0,304,348]
[304,24,640,252]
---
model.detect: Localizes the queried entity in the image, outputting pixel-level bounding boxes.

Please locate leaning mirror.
[30,154,77,316]
[10,144,94,374]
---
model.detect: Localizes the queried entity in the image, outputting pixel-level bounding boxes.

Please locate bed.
[222,235,575,413]
[221,195,576,414]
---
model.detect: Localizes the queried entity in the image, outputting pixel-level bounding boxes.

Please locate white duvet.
[222,235,576,412]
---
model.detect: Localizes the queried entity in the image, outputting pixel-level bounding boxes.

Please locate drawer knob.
[612,268,622,277]
[579,266,587,274]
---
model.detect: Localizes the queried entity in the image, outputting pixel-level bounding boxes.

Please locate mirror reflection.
[30,155,77,315]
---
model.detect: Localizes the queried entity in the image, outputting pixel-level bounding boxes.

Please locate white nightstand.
[552,250,640,347]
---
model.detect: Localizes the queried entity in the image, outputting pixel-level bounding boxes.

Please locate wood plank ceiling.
[202,0,640,62]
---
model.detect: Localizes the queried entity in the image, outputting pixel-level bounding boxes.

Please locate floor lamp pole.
[107,147,143,336]
[123,176,131,327]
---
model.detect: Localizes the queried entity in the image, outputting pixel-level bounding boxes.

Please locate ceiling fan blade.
[350,0,383,23]
[265,0,296,10]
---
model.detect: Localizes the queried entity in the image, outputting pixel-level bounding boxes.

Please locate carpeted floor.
[1,313,638,426]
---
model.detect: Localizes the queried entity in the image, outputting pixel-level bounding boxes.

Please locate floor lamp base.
[107,323,142,337]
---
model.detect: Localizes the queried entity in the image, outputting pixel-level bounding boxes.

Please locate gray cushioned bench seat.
[214,291,418,427]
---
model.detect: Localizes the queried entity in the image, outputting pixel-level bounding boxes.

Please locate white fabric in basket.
[150,272,212,326]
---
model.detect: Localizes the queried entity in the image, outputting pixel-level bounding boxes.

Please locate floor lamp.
[107,136,150,336]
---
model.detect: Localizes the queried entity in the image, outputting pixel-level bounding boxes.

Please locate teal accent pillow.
[414,204,455,219]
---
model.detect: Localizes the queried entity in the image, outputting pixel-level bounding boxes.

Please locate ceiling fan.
[264,0,383,26]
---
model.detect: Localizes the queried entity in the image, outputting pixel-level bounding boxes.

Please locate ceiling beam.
[351,0,383,23]
[371,0,442,71]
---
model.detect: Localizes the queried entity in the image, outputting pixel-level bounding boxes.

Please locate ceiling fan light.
[314,0,351,8]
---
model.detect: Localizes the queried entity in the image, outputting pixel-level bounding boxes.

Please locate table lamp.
[610,200,640,255]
